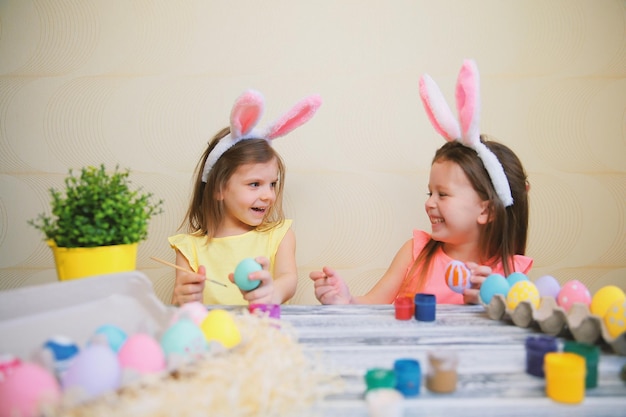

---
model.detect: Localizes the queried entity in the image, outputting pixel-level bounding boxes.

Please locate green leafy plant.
[29,164,164,248]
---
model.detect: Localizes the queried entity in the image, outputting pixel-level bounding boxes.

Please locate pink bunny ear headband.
[201,89,322,182]
[419,59,513,207]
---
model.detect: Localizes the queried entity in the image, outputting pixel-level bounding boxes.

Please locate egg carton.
[483,294,626,356]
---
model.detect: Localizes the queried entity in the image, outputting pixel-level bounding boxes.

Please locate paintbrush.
[150,256,227,287]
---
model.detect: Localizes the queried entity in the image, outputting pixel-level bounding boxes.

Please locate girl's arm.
[171,250,206,306]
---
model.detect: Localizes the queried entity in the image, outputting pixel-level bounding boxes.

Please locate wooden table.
[274,304,626,417]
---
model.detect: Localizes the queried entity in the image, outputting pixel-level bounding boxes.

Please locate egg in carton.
[483,292,626,356]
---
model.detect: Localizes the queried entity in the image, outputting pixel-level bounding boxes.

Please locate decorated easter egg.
[534,275,561,299]
[479,274,510,305]
[62,344,121,399]
[445,260,471,294]
[161,318,208,361]
[0,354,21,382]
[40,336,80,379]
[557,280,591,312]
[92,324,127,352]
[0,362,61,417]
[506,272,529,287]
[234,258,262,291]
[506,280,540,310]
[170,301,208,326]
[118,333,166,374]
[590,285,625,318]
[200,309,242,349]
[603,299,626,339]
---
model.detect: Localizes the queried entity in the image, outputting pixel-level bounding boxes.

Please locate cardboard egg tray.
[483,294,626,356]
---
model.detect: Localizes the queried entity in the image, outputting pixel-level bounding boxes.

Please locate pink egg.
[445,260,471,294]
[118,333,166,374]
[0,362,61,417]
[557,280,591,312]
[170,301,208,326]
[62,344,121,399]
[0,354,21,382]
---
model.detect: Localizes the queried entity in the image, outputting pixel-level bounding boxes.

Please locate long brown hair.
[399,136,529,296]
[180,127,286,241]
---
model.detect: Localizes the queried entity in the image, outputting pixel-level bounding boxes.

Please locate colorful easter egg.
[0,354,21,382]
[92,324,127,352]
[479,274,510,305]
[506,280,540,310]
[557,280,591,312]
[234,258,262,291]
[0,362,61,417]
[506,272,529,287]
[445,260,471,294]
[161,318,208,361]
[170,301,208,326]
[603,299,626,339]
[200,309,241,349]
[590,285,625,318]
[534,275,561,298]
[62,344,121,399]
[118,333,166,374]
[40,336,80,380]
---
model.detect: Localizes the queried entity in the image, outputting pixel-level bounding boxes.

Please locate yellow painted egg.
[603,299,626,339]
[200,309,241,349]
[590,285,625,317]
[506,280,540,311]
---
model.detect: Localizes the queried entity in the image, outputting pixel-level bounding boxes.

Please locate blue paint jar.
[393,358,421,397]
[525,335,558,377]
[414,293,436,322]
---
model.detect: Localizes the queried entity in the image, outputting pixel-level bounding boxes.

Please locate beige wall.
[1,0,624,305]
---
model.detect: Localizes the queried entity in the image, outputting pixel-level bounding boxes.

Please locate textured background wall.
[1,0,624,305]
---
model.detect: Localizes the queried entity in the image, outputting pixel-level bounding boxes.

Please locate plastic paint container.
[525,335,558,378]
[393,358,421,397]
[394,296,414,320]
[425,350,458,393]
[365,368,396,392]
[563,340,600,389]
[414,293,436,322]
[544,352,586,404]
[248,304,281,319]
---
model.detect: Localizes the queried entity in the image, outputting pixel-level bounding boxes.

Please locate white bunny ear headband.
[419,59,513,207]
[201,90,322,182]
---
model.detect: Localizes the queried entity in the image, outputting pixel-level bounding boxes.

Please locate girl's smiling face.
[217,159,279,236]
[425,160,490,250]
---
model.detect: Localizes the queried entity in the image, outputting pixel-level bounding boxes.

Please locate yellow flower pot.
[48,240,138,281]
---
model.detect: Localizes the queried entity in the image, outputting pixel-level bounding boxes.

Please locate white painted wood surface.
[270,304,626,417]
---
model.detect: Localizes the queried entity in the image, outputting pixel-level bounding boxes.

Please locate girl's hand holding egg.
[230,257,276,305]
[462,262,492,305]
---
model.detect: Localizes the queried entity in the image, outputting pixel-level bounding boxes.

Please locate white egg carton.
[483,294,626,356]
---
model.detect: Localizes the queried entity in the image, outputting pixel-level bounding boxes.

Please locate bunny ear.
[419,74,461,141]
[230,90,265,138]
[264,94,322,140]
[456,59,481,145]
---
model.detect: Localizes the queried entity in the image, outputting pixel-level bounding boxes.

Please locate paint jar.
[394,296,414,320]
[365,368,397,392]
[563,340,600,389]
[425,350,458,393]
[414,293,436,322]
[248,304,281,319]
[393,358,421,397]
[525,335,558,377]
[544,352,586,404]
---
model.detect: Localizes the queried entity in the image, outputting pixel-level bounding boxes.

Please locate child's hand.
[172,265,206,306]
[462,262,492,305]
[229,256,275,305]
[309,266,354,305]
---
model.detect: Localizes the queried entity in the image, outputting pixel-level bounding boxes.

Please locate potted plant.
[29,164,163,281]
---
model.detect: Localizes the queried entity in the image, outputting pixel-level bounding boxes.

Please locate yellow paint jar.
[544,352,586,404]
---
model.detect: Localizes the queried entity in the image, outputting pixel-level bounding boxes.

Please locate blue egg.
[479,274,510,305]
[506,272,529,287]
[234,258,262,291]
[160,318,208,361]
[93,324,128,352]
[42,336,80,379]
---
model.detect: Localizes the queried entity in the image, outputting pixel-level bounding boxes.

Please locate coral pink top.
[403,230,533,304]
